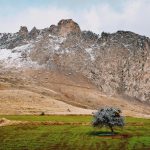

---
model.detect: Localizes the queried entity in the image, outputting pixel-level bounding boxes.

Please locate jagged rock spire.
[29,27,39,38]
[19,26,28,37]
[49,19,81,37]
[57,19,81,36]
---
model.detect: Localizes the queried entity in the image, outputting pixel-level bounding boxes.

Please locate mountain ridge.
[0,19,150,110]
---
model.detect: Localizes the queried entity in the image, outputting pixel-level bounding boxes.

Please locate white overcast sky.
[0,0,150,37]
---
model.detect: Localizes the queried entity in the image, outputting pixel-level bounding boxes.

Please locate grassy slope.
[0,116,150,150]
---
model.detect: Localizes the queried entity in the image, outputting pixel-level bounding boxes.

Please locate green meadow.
[0,115,150,150]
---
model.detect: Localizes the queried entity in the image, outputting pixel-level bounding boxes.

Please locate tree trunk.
[110,126,114,133]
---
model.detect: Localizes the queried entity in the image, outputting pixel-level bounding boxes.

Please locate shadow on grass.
[88,131,118,136]
[88,131,131,139]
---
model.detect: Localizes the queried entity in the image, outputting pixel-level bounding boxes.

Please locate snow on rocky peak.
[85,48,95,61]
[0,44,43,69]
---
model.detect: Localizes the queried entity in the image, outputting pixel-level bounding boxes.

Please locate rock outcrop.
[49,19,81,37]
[57,19,81,36]
[19,26,28,37]
[29,27,40,39]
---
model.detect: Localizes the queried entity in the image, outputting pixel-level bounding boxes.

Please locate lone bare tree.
[92,107,124,133]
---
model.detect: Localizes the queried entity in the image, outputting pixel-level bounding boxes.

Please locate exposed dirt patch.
[0,118,24,127]
[96,134,131,139]
[111,134,132,139]
[89,131,132,139]
[127,122,145,126]
[0,118,90,127]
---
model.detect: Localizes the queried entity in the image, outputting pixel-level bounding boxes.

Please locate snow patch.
[102,42,106,46]
[0,44,44,69]
[54,45,60,51]
[85,48,95,61]
[49,34,66,44]
[123,44,130,48]
[0,33,4,39]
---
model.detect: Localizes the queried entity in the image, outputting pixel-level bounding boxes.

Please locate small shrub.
[40,112,45,116]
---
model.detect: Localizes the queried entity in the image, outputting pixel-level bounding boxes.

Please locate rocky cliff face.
[0,19,150,102]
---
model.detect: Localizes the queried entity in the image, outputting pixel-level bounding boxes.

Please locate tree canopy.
[92,107,124,133]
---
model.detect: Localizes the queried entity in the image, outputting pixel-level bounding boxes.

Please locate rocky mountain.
[0,19,150,105]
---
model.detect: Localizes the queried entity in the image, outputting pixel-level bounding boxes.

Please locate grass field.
[0,115,150,150]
